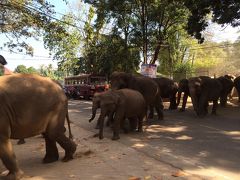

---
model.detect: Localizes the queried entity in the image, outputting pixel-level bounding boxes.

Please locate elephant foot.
[147,113,154,119]
[2,170,24,180]
[111,135,120,140]
[169,105,178,110]
[179,108,185,112]
[95,124,100,129]
[17,139,26,145]
[42,154,59,164]
[62,142,77,162]
[211,112,217,116]
[158,115,164,121]
[93,133,99,137]
[99,135,104,140]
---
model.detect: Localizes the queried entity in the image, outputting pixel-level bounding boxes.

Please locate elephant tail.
[66,111,73,139]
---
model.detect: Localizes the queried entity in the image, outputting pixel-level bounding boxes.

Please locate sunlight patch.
[176,135,193,140]
[132,143,145,148]
[146,125,186,133]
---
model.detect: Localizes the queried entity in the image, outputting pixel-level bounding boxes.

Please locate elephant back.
[130,76,159,105]
[217,76,234,94]
[0,74,67,111]
[153,77,176,98]
[118,88,147,116]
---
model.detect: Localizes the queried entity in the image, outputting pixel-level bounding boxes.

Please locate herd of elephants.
[0,71,240,179]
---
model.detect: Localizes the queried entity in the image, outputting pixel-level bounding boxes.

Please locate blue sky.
[1,0,240,71]
[1,0,71,71]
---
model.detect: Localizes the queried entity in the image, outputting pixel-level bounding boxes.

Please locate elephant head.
[188,76,212,116]
[89,90,120,139]
[110,71,132,90]
[188,77,203,113]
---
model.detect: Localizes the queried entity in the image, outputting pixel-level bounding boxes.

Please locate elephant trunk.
[189,91,199,114]
[89,106,98,122]
[176,91,182,106]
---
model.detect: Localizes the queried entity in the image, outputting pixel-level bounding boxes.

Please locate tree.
[14,65,38,74]
[39,64,63,80]
[14,65,28,73]
[184,0,240,43]
[84,0,191,65]
[0,0,65,54]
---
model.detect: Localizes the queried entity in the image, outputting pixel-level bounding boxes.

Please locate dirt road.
[1,99,239,180]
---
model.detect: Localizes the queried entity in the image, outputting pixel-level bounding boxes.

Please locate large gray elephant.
[0,74,77,180]
[110,72,164,120]
[153,77,178,109]
[188,76,222,117]
[89,89,147,140]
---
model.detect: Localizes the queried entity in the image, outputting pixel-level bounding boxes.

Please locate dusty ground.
[1,98,240,180]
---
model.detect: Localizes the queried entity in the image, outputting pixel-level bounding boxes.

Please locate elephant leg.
[55,134,77,162]
[236,89,240,102]
[169,95,177,110]
[197,97,208,117]
[106,111,114,127]
[148,105,154,119]
[42,133,59,163]
[137,116,143,132]
[112,113,123,140]
[220,93,228,107]
[98,114,105,139]
[17,138,26,145]
[0,138,24,180]
[154,96,164,120]
[180,93,188,112]
[121,118,129,134]
[129,117,138,131]
[95,119,100,129]
[211,100,218,115]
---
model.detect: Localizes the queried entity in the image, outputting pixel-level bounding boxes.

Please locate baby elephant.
[89,89,147,140]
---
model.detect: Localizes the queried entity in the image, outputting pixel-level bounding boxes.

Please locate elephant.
[153,77,178,110]
[217,76,234,107]
[0,74,77,180]
[110,71,164,120]
[233,76,240,102]
[188,76,222,117]
[89,89,147,140]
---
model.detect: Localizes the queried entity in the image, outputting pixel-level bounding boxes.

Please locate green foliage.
[38,64,63,80]
[43,13,82,76]
[184,0,240,42]
[14,65,38,74]
[85,0,190,65]
[0,0,61,54]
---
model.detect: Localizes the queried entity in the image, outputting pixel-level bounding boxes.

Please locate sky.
[1,0,240,71]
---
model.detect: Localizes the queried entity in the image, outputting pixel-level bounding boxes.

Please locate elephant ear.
[100,93,118,107]
[194,81,202,94]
